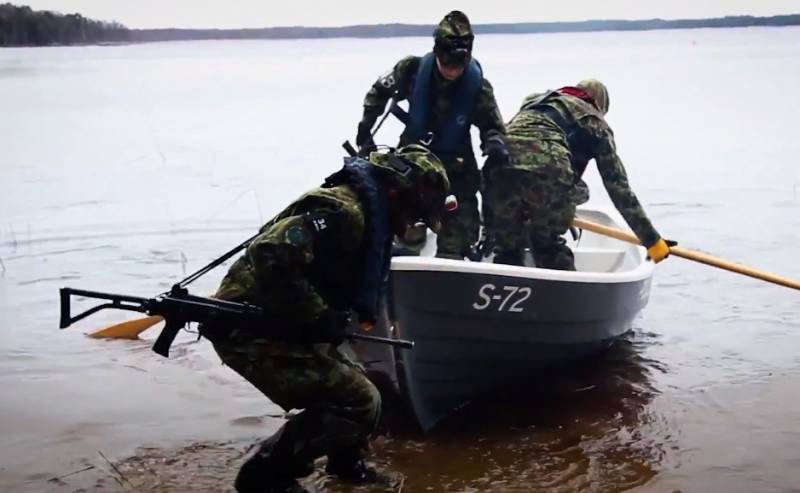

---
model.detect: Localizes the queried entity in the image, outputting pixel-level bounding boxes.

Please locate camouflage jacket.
[362,55,505,155]
[215,185,367,327]
[507,91,661,247]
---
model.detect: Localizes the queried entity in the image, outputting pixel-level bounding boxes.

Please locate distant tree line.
[2,5,798,47]
[474,15,800,35]
[0,3,130,46]
[131,14,800,43]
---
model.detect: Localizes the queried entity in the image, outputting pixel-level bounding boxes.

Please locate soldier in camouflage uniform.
[201,145,450,493]
[355,10,508,260]
[483,79,673,269]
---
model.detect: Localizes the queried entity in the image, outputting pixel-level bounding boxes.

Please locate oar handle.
[573,217,800,292]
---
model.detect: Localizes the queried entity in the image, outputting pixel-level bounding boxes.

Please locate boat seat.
[573,248,628,273]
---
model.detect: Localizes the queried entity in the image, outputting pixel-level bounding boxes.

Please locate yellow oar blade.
[573,217,800,292]
[88,316,164,339]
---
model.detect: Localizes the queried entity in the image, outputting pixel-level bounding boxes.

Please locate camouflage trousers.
[484,167,578,270]
[436,153,481,259]
[210,333,381,484]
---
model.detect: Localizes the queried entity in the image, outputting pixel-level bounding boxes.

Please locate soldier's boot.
[493,250,525,266]
[434,223,465,260]
[436,228,477,259]
[234,417,316,493]
[326,448,394,486]
[435,251,465,260]
[392,223,428,256]
[532,239,576,271]
[240,478,308,493]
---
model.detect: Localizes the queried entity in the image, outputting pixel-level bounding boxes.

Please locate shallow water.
[1,27,800,492]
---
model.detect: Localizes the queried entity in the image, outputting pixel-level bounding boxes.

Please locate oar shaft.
[668,245,800,291]
[573,218,800,292]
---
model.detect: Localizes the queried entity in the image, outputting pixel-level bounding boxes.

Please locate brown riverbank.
[55,439,407,493]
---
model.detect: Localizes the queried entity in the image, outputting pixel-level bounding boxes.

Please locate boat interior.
[408,208,648,274]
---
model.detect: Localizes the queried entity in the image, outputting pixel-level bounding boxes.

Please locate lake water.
[1,26,800,492]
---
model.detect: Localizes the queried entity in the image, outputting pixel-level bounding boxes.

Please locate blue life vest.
[405,52,482,155]
[326,157,392,323]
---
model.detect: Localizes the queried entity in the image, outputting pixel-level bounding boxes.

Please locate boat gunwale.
[390,255,653,284]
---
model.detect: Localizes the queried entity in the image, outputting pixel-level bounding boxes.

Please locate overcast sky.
[19,0,800,29]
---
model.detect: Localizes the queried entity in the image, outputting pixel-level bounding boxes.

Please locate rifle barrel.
[348,332,414,349]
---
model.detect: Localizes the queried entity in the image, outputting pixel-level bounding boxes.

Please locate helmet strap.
[386,153,415,179]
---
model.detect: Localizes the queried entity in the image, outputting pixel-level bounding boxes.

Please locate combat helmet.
[369,144,451,232]
[433,10,474,68]
[576,79,610,115]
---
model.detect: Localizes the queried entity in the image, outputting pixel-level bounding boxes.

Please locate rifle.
[343,96,402,158]
[60,285,414,358]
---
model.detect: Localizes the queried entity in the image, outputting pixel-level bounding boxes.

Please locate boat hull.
[354,208,654,431]
[387,268,650,431]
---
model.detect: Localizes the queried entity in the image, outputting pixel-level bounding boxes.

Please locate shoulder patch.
[285,225,312,247]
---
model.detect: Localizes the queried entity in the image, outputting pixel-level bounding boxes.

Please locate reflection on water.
[56,331,669,493]
[367,332,671,492]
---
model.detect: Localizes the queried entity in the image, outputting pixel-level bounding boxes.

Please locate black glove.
[468,228,494,262]
[483,136,511,172]
[356,120,376,157]
[307,309,351,345]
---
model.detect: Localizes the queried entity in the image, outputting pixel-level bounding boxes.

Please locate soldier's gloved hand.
[356,120,376,157]
[483,136,511,172]
[647,238,677,263]
[308,309,351,345]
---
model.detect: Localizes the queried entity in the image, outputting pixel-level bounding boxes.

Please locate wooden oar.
[88,316,163,339]
[90,315,375,339]
[573,217,800,292]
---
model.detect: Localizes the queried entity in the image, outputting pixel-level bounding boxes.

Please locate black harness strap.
[526,98,597,179]
[535,105,573,137]
[389,99,409,125]
[176,232,260,289]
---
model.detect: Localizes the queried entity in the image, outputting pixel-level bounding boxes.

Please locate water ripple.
[16,274,81,286]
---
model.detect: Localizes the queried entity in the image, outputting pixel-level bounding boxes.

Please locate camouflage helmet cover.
[433,10,474,67]
[369,144,451,232]
[576,79,610,115]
